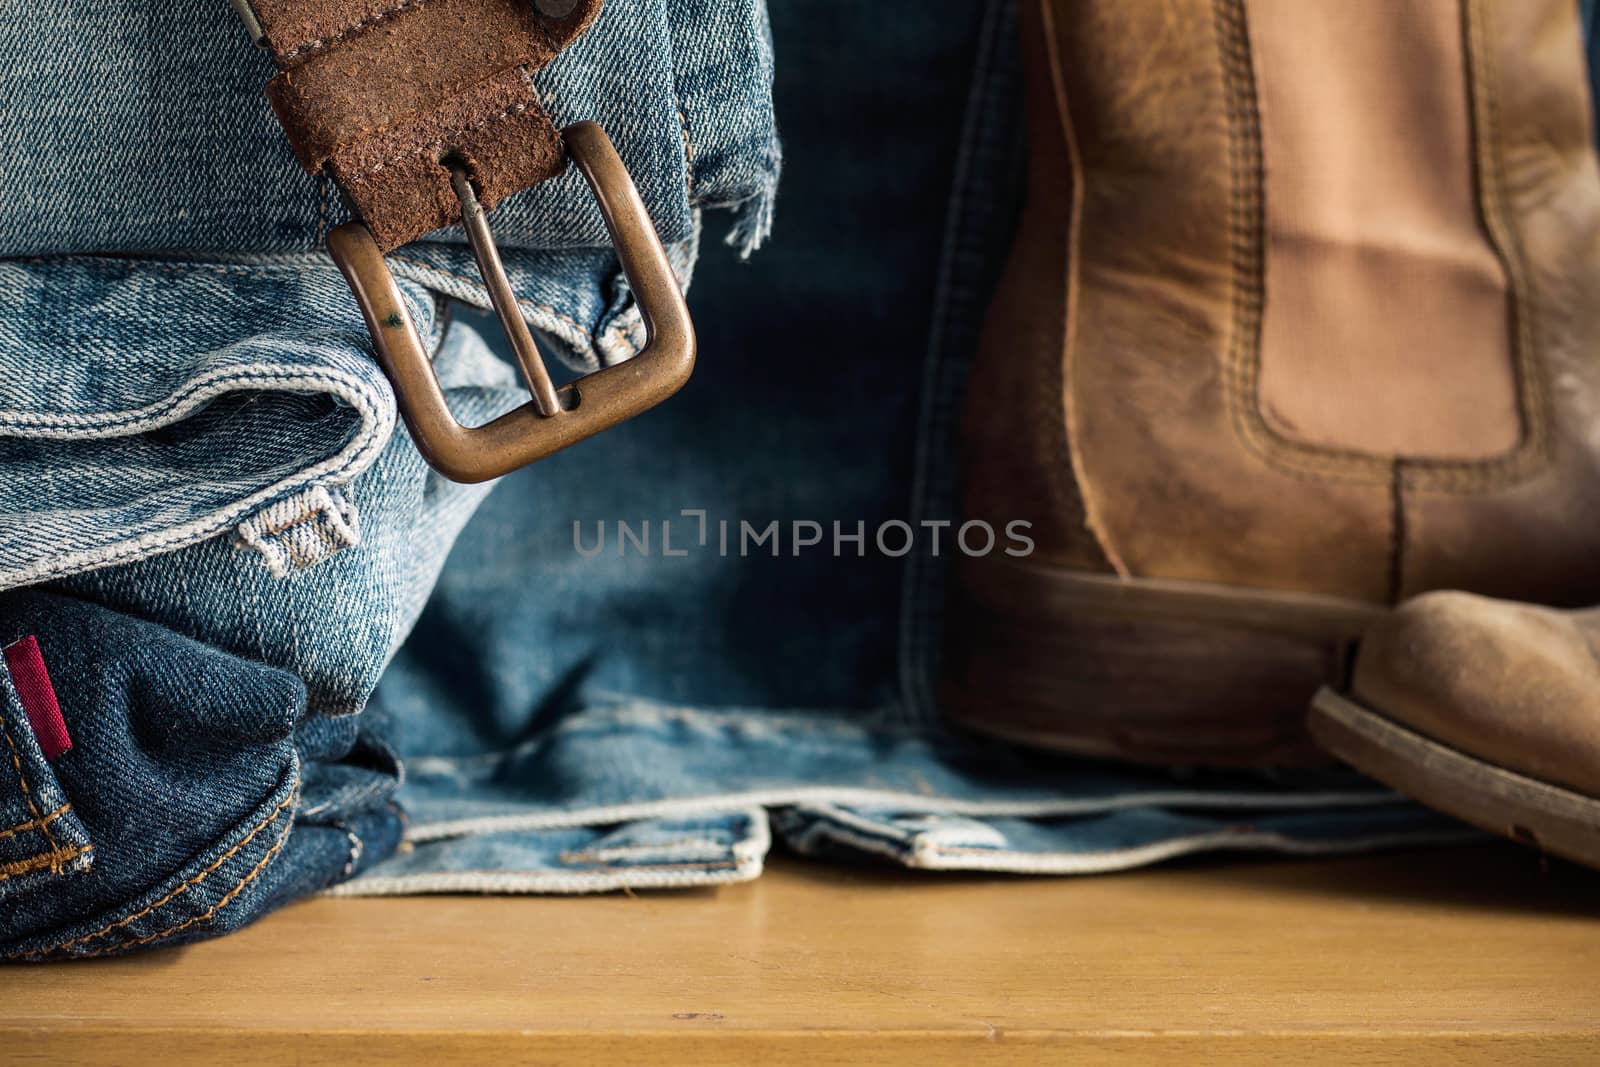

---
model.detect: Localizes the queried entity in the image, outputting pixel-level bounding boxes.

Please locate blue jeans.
[0,0,1483,959]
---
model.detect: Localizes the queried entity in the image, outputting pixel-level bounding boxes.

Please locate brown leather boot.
[943,0,1600,766]
[1310,593,1600,871]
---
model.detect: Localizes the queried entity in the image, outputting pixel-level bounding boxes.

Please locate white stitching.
[0,366,394,590]
[399,784,1399,844]
[339,824,364,879]
[0,362,380,432]
[275,0,431,64]
[233,485,362,578]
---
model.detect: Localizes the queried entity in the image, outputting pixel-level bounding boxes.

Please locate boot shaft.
[947,0,1600,766]
[965,0,1600,604]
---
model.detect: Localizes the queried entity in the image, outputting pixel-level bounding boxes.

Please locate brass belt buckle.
[327,122,696,483]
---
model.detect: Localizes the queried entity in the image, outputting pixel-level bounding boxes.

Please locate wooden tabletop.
[2,843,1597,1065]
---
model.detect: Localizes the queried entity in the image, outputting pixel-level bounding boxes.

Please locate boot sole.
[941,556,1382,767]
[1308,687,1600,870]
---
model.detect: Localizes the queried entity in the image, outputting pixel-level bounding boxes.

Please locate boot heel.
[941,557,1383,767]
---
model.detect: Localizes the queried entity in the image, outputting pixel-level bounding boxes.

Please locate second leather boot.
[943,0,1600,766]
[1310,592,1600,870]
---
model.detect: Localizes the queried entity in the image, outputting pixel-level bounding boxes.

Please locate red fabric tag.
[3,636,71,761]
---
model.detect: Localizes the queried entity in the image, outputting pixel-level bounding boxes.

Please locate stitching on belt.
[276,0,433,64]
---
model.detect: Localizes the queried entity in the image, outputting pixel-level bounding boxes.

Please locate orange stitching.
[26,790,296,958]
[0,713,59,861]
[311,519,339,555]
[83,814,294,958]
[261,508,317,538]
[0,844,91,881]
[0,803,69,843]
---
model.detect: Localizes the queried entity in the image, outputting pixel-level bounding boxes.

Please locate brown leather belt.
[233,0,695,482]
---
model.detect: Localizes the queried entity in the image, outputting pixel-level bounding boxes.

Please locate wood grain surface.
[2,843,1597,1064]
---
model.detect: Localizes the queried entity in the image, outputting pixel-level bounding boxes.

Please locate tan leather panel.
[950,0,1600,764]
[1399,0,1600,604]
[1249,0,1518,460]
[1046,0,1393,599]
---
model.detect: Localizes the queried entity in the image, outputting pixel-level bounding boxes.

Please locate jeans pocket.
[3,765,300,962]
[0,658,94,904]
[0,591,308,962]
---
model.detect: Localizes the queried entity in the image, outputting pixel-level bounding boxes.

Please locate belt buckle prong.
[327,122,696,483]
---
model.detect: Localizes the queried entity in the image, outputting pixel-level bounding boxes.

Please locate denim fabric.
[1,0,1474,959]
[0,0,777,258]
[336,0,1463,898]
[0,589,401,959]
[1587,0,1600,141]
[0,0,775,372]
